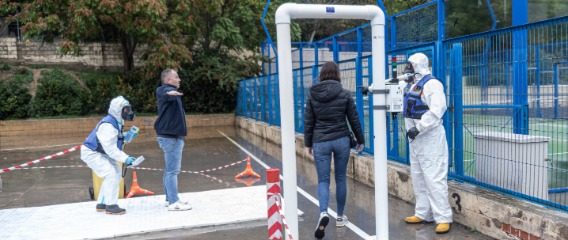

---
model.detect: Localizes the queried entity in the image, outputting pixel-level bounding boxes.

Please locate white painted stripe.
[219,130,372,239]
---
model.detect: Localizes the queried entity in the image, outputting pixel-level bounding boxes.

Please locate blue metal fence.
[240,4,568,212]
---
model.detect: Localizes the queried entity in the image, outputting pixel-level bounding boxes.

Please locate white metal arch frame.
[276,3,387,240]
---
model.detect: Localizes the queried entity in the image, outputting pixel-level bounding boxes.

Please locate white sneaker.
[167,201,192,211]
[336,215,349,227]
[164,198,189,207]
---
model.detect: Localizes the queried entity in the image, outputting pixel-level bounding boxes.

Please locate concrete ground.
[0,125,492,239]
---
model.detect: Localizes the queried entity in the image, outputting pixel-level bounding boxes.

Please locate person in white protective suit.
[390,53,453,234]
[81,96,137,215]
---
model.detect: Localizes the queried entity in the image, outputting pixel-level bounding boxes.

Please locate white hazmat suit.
[401,53,453,224]
[81,96,132,206]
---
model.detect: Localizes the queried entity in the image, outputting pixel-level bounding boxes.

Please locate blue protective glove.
[407,127,420,140]
[125,157,136,166]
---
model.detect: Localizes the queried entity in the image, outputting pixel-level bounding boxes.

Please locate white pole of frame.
[275,3,387,240]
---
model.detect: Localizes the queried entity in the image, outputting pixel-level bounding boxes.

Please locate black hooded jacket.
[304,80,365,147]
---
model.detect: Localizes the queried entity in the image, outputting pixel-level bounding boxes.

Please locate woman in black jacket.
[304,61,365,239]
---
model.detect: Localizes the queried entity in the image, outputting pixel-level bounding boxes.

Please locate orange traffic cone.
[235,176,261,187]
[235,156,260,179]
[126,171,154,198]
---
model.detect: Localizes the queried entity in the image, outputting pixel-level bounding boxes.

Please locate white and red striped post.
[267,168,283,240]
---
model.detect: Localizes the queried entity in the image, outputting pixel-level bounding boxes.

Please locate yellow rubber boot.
[436,223,451,234]
[404,216,431,224]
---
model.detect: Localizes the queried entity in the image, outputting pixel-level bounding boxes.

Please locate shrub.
[29,69,87,117]
[15,67,30,75]
[116,71,160,114]
[178,52,261,113]
[0,63,10,71]
[0,71,33,119]
[80,71,120,114]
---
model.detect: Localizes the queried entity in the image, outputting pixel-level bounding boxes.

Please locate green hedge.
[29,69,87,117]
[117,71,159,114]
[0,62,255,119]
[81,71,120,114]
[0,71,33,120]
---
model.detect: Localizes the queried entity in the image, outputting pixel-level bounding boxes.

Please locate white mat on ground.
[0,185,266,240]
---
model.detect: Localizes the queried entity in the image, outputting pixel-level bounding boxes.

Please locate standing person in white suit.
[81,96,137,215]
[390,53,452,234]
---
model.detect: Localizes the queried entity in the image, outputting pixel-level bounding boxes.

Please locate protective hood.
[408,53,431,76]
[108,96,131,124]
[310,80,343,103]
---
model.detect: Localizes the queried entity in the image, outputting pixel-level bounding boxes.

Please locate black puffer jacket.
[304,80,365,147]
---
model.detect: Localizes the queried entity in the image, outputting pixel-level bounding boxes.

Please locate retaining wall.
[0,37,144,69]
[0,114,235,150]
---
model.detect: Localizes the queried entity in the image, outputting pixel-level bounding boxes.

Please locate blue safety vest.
[83,115,124,153]
[403,75,441,119]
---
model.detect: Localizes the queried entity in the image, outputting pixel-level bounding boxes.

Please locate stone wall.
[0,37,144,69]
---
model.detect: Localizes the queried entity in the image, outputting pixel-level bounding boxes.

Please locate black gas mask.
[403,63,415,83]
[122,105,136,121]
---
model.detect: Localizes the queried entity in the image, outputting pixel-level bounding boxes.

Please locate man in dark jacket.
[304,61,365,239]
[154,69,191,211]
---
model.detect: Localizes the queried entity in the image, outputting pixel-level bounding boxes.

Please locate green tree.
[294,0,378,42]
[6,0,192,73]
[383,0,429,15]
[176,0,265,113]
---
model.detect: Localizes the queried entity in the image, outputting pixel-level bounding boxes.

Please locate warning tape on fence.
[270,193,294,240]
[0,145,81,174]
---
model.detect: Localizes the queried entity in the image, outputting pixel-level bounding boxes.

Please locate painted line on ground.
[218,130,372,240]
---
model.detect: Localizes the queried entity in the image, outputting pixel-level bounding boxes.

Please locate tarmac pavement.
[0,125,492,239]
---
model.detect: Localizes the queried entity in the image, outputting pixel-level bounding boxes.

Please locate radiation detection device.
[124,126,140,144]
[127,156,145,168]
[364,81,404,113]
[384,82,404,113]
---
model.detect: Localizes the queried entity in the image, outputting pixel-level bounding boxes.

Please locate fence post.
[267,168,282,240]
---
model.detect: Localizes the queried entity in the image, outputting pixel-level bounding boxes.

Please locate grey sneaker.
[336,215,349,227]
[168,201,192,211]
[314,212,329,239]
[164,198,189,207]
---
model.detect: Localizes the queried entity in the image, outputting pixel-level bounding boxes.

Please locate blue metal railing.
[238,3,568,212]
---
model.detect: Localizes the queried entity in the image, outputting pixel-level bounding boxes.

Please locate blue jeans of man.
[157,136,185,204]
[313,136,350,215]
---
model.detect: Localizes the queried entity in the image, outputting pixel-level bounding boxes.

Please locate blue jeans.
[313,136,350,215]
[157,137,185,204]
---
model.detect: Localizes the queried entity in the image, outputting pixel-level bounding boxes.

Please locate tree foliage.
[175,0,265,113]
[2,0,193,73]
[292,0,378,42]
[0,71,32,120]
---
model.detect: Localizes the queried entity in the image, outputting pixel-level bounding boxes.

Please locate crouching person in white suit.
[81,96,137,215]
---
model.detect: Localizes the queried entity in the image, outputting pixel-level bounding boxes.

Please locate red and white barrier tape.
[132,157,247,174]
[7,164,237,188]
[0,145,81,174]
[3,157,246,175]
[270,193,294,240]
